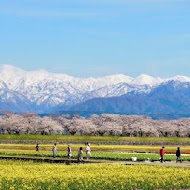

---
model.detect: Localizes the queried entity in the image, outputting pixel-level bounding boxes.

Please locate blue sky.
[0,0,190,77]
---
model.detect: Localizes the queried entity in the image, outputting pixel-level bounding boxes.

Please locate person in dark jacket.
[176,147,182,163]
[36,143,39,152]
[159,146,165,163]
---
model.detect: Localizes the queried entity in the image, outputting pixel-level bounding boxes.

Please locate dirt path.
[124,161,190,168]
[0,155,189,168]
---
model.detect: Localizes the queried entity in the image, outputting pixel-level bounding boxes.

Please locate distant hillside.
[70,81,190,119]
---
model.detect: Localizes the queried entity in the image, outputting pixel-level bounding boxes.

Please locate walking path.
[0,154,189,168]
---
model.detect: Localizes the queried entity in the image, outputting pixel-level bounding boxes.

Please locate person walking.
[67,145,72,159]
[36,143,39,152]
[86,144,91,160]
[159,146,165,163]
[176,147,182,163]
[77,147,83,163]
[52,143,57,158]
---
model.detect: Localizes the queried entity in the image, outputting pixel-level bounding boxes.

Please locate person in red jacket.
[159,146,165,163]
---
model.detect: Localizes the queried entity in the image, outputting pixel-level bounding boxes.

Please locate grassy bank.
[0,151,190,162]
[0,135,189,145]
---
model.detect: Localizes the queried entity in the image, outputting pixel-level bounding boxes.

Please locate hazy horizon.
[2,64,190,79]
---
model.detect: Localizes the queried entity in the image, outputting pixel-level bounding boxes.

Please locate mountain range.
[1,64,190,119]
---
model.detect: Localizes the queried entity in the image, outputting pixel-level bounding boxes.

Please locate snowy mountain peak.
[132,74,164,86]
[1,64,190,113]
[0,64,26,77]
[101,74,133,84]
[169,75,190,83]
[0,64,24,72]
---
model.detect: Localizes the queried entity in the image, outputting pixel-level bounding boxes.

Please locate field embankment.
[0,135,190,145]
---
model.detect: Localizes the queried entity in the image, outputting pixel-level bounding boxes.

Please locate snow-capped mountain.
[1,64,190,117]
[0,65,135,111]
[131,74,164,86]
[71,80,190,119]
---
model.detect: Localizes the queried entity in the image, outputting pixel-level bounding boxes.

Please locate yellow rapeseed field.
[0,160,189,190]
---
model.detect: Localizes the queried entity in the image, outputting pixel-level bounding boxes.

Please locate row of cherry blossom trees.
[0,113,189,137]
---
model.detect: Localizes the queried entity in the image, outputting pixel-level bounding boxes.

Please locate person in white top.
[67,145,72,159]
[86,144,91,160]
[77,147,83,162]
[52,143,57,158]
